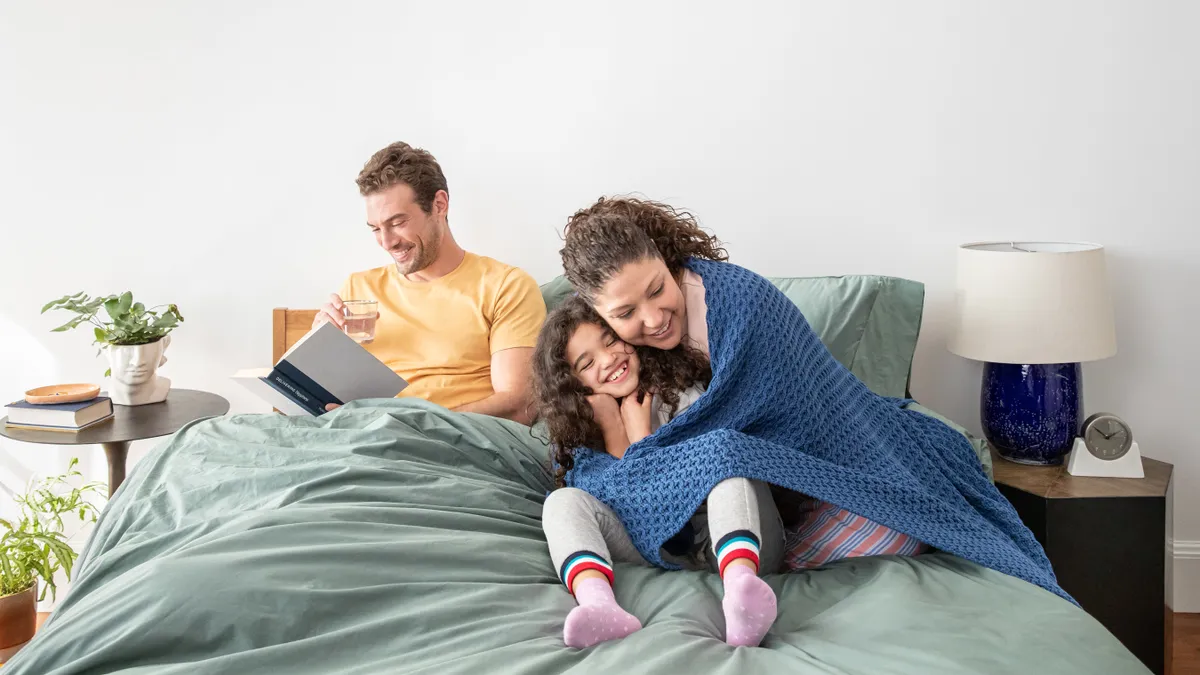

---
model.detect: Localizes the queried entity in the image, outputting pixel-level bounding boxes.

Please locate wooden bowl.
[24,383,101,405]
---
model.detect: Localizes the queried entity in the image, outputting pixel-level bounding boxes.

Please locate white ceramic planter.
[106,335,172,406]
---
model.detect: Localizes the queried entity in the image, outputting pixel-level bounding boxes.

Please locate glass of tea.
[341,300,378,344]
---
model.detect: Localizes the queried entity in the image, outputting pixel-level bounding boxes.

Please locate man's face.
[365,183,447,275]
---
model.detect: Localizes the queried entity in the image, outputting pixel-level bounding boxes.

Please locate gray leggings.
[543,478,784,587]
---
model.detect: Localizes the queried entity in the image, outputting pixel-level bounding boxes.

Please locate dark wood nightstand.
[992,448,1172,675]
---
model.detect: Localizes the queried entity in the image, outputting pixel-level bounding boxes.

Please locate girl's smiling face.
[565,322,640,398]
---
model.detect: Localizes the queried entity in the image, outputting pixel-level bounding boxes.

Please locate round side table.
[1,389,229,496]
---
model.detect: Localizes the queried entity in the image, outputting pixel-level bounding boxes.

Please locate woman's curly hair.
[560,196,728,302]
[533,295,711,488]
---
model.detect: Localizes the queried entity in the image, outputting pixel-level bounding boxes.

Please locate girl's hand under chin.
[620,391,655,445]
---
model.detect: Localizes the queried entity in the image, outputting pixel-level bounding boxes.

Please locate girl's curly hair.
[560,196,728,302]
[532,295,711,488]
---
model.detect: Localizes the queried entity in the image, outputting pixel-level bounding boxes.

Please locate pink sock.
[721,563,777,647]
[563,577,642,649]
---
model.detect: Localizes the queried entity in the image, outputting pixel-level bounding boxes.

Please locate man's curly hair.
[355,141,448,212]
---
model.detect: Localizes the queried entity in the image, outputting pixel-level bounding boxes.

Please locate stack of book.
[3,396,114,432]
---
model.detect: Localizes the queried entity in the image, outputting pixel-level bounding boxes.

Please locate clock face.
[1082,414,1133,460]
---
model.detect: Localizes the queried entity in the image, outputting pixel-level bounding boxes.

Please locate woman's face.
[565,322,640,398]
[591,256,687,350]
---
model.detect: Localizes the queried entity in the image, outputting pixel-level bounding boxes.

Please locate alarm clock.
[1080,412,1134,460]
[1066,412,1144,478]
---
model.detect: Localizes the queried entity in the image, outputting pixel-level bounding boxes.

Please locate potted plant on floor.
[42,292,184,406]
[0,459,104,654]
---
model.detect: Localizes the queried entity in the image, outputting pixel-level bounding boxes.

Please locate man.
[314,142,546,424]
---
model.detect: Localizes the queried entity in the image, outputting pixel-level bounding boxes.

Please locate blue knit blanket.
[566,259,1070,603]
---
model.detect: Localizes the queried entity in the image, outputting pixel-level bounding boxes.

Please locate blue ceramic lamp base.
[981,362,1082,466]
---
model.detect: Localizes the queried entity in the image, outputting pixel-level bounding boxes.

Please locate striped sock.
[722,562,777,646]
[560,550,615,593]
[558,552,641,648]
[715,530,762,577]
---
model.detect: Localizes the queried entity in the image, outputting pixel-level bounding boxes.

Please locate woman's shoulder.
[684,257,730,273]
[685,258,759,275]
[684,259,773,289]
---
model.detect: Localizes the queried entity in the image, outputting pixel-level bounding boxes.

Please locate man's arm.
[453,267,546,424]
[452,347,535,424]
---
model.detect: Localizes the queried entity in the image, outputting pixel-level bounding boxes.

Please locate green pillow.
[767,275,924,399]
[540,273,923,399]
[539,276,575,314]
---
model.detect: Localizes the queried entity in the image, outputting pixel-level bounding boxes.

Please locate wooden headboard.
[272,308,319,363]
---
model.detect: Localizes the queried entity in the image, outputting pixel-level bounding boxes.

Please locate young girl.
[533,297,787,649]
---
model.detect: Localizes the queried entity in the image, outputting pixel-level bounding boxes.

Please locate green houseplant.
[42,292,184,406]
[0,459,104,650]
[41,292,184,376]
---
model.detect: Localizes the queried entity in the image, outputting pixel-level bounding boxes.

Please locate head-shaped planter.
[107,335,171,405]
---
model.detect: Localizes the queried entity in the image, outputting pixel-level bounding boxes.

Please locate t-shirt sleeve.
[489,268,547,353]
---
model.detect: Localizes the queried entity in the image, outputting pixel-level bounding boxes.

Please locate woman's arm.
[600,418,632,459]
[588,394,632,459]
[619,392,655,446]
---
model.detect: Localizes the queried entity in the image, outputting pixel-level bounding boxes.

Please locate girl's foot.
[564,577,642,648]
[721,563,777,646]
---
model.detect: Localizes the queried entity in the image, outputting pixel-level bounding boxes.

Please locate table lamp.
[947,242,1117,465]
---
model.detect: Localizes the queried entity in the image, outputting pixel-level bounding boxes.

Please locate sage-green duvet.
[6,400,1147,674]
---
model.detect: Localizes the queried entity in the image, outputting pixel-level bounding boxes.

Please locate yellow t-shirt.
[339,252,546,410]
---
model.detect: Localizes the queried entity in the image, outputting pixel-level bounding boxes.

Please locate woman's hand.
[586,393,622,426]
[620,391,655,445]
[588,393,632,459]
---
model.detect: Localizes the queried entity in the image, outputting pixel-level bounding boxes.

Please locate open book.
[233,322,407,415]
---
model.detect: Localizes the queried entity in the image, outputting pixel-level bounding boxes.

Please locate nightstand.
[992,448,1172,675]
[1,389,229,496]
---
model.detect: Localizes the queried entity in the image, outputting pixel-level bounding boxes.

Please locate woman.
[559,197,926,566]
[551,196,1069,615]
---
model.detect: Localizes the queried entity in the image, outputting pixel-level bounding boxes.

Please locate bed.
[4,274,1149,674]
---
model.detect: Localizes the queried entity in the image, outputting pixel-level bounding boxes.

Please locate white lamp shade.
[947,242,1117,364]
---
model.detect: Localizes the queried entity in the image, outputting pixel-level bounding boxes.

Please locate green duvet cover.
[6,400,1147,674]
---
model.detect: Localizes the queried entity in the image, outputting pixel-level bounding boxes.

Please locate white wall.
[2,1,1197,608]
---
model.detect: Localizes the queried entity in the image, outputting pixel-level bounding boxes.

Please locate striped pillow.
[784,500,927,570]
